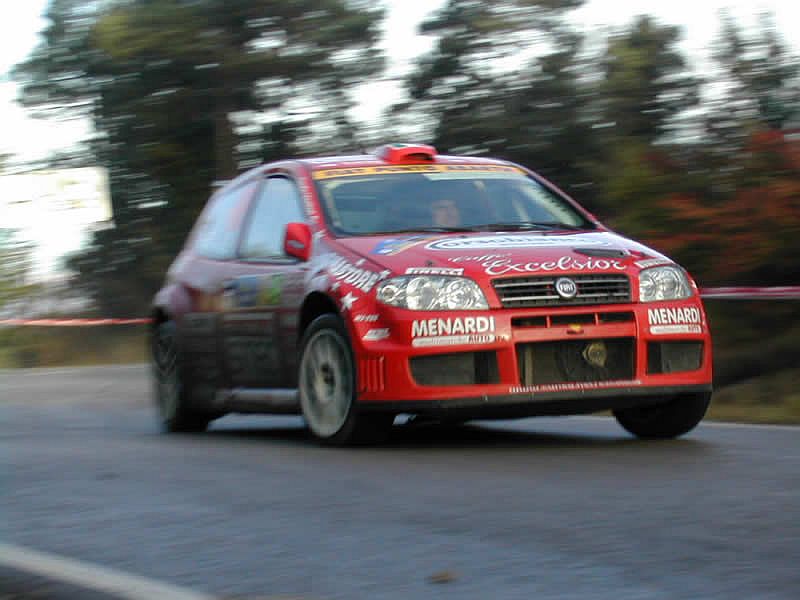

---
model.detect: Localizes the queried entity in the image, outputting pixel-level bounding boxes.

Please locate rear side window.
[239,176,305,259]
[193,182,257,260]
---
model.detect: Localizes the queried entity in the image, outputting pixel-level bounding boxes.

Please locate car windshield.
[313,167,594,236]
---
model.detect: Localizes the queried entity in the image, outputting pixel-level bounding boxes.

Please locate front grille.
[493,274,630,308]
[512,311,634,329]
[517,338,635,385]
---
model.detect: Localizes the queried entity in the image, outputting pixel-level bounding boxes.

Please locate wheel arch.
[299,292,341,340]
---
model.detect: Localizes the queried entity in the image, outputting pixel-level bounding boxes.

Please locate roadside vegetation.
[1,1,798,425]
[1,303,797,425]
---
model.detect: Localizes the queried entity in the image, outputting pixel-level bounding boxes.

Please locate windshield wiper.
[472,222,592,232]
[368,226,475,234]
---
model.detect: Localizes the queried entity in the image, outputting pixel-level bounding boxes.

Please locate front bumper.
[359,383,713,419]
[350,298,713,410]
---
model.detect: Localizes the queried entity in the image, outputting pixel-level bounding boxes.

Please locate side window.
[193,182,256,260]
[240,176,305,259]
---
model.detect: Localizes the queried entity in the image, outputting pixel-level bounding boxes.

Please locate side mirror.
[284,222,312,262]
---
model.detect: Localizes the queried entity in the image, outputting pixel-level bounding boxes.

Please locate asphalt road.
[2,364,799,599]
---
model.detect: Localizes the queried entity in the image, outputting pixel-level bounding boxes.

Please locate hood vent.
[573,247,629,259]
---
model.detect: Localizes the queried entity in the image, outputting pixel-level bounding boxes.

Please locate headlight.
[376,276,489,310]
[639,266,692,302]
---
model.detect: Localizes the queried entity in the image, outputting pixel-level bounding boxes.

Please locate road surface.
[2,364,798,599]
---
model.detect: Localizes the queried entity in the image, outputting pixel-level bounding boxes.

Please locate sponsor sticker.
[648,307,702,335]
[372,236,430,256]
[312,164,525,180]
[329,256,385,292]
[405,267,464,276]
[509,380,643,394]
[426,235,610,251]
[411,316,496,348]
[232,275,283,308]
[449,253,509,264]
[363,328,390,342]
[354,314,380,322]
[481,255,626,276]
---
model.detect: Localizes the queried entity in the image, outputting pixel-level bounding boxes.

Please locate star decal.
[341,292,358,311]
[379,270,391,279]
[356,258,365,266]
[330,281,340,291]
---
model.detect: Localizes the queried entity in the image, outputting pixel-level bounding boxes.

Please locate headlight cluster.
[376,276,488,310]
[639,266,692,302]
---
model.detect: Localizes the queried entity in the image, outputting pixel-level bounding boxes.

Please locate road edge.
[0,543,215,600]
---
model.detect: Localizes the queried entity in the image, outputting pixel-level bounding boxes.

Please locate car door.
[177,179,259,401]
[221,174,308,390]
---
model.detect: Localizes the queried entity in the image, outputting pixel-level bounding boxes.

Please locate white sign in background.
[0,167,111,279]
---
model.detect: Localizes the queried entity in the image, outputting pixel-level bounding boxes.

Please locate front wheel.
[298,315,393,445]
[613,392,711,439]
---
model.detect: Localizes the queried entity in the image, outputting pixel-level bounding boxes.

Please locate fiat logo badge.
[555,277,578,299]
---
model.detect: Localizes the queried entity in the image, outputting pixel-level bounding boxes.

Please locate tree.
[395,0,584,142]
[394,1,600,205]
[14,0,385,315]
[597,15,699,144]
[712,13,800,131]
[584,15,700,231]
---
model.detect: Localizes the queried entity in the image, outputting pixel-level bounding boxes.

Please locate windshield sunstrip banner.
[312,164,525,180]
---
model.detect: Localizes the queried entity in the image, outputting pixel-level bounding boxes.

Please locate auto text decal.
[648,307,702,335]
[312,164,525,180]
[411,316,496,348]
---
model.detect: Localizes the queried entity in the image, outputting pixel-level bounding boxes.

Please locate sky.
[1,0,799,163]
[0,0,798,279]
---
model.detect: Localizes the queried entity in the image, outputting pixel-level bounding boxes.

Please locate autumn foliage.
[643,132,800,285]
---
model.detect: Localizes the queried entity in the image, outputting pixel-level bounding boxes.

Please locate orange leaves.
[638,132,800,284]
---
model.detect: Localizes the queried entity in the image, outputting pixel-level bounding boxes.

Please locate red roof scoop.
[376,143,437,164]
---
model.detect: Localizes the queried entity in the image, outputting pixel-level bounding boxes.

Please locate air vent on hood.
[573,247,629,258]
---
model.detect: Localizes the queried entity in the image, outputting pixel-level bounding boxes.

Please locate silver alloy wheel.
[299,328,354,438]
[153,324,180,421]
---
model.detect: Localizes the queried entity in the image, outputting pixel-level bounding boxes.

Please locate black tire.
[613,392,711,439]
[151,320,210,433]
[298,314,393,445]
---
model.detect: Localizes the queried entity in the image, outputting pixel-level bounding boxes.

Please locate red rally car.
[151,143,712,444]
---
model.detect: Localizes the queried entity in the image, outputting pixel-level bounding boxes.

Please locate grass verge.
[1,306,798,425]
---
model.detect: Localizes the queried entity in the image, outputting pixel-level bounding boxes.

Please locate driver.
[431,197,462,228]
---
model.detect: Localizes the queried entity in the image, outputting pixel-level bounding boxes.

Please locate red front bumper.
[350,299,712,408]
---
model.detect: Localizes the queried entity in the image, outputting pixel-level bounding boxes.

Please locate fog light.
[582,341,607,368]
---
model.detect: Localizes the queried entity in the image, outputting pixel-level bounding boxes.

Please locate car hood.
[331,230,673,281]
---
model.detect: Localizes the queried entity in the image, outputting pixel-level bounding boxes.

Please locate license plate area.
[517,338,635,385]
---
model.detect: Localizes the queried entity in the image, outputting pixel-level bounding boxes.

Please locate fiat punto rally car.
[151,143,712,444]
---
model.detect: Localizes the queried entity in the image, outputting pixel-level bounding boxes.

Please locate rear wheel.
[299,315,393,445]
[151,320,210,433]
[613,392,711,439]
